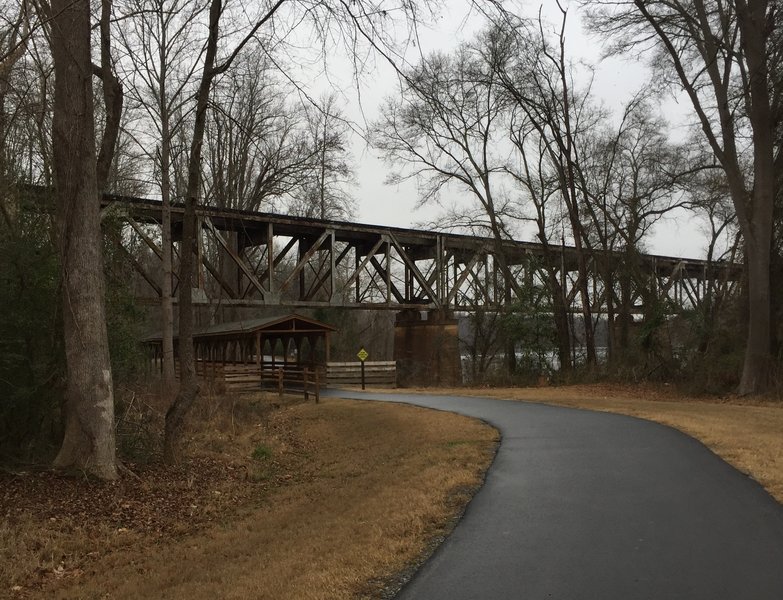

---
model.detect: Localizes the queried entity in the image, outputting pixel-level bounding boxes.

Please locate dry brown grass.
[3,395,497,599]
[407,383,783,505]
[12,382,774,599]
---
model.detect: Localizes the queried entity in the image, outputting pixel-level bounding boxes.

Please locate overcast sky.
[300,1,716,260]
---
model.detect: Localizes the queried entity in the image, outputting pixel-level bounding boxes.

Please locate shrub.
[251,444,273,461]
[0,208,64,459]
[0,199,147,461]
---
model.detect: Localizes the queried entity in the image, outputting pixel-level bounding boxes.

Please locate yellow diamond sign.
[357,348,369,362]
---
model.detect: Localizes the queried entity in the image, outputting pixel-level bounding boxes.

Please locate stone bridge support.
[394,309,461,387]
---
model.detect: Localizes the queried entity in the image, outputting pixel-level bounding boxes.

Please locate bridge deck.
[102,191,736,281]
[25,186,742,312]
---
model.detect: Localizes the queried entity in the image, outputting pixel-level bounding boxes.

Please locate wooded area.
[0,0,781,480]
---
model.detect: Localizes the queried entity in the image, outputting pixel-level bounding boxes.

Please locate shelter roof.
[144,313,336,344]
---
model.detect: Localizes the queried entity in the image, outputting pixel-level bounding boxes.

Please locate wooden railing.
[173,361,262,393]
[222,363,262,392]
[171,359,396,395]
[326,361,397,388]
[260,364,323,402]
[172,361,324,398]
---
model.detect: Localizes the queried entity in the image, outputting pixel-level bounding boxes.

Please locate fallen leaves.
[0,394,284,596]
[1,455,262,540]
[1,394,498,600]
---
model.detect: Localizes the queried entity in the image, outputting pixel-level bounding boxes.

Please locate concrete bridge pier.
[394,309,461,387]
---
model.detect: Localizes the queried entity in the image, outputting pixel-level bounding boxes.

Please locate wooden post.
[277,368,283,398]
[314,368,320,404]
[303,367,309,401]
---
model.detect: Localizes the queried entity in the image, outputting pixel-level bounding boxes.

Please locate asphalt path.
[323,389,783,600]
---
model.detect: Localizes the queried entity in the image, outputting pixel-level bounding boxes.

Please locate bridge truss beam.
[100,192,740,315]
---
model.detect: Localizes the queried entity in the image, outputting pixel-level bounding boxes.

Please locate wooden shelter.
[146,314,336,392]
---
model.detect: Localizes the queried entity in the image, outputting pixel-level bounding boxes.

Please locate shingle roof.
[144,313,336,343]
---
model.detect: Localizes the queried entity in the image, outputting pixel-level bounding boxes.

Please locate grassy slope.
[3,396,497,599]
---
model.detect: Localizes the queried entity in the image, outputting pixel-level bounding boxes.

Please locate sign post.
[357,347,369,390]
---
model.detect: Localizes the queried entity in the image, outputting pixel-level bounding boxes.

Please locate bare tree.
[204,55,314,214]
[0,1,53,191]
[505,112,574,370]
[94,0,123,191]
[291,91,355,220]
[687,168,740,354]
[374,45,513,244]
[460,307,504,383]
[49,0,117,479]
[118,0,207,388]
[164,0,235,462]
[584,0,780,393]
[583,96,690,356]
[0,0,30,186]
[163,0,438,459]
[486,7,603,366]
[373,41,530,371]
[202,54,316,295]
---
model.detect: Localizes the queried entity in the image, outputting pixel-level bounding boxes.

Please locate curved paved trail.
[324,390,783,599]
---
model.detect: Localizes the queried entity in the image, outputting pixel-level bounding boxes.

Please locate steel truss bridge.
[99,192,741,315]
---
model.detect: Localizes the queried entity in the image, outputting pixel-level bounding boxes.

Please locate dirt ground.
[1,394,497,599]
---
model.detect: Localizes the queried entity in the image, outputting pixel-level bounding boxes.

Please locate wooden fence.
[260,364,322,402]
[222,363,263,393]
[172,361,262,393]
[175,361,320,397]
[171,359,396,394]
[326,361,397,388]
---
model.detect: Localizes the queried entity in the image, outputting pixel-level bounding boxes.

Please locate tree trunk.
[555,9,596,367]
[50,0,117,479]
[154,6,176,390]
[160,125,176,389]
[163,171,198,460]
[603,264,617,361]
[734,0,775,394]
[570,227,597,365]
[618,269,633,351]
[95,0,122,192]
[738,213,773,395]
[547,266,571,371]
[164,0,223,461]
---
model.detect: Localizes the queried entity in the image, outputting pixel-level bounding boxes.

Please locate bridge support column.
[394,309,461,387]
